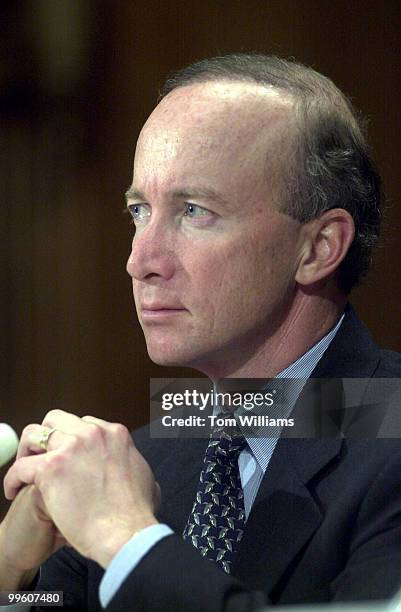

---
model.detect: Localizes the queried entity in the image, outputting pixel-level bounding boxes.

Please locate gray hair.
[159,54,382,293]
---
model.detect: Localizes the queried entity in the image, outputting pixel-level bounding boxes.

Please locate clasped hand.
[3,410,160,568]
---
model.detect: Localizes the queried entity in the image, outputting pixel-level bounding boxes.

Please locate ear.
[295,208,355,287]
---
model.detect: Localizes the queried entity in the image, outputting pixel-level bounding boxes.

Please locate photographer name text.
[161,414,294,428]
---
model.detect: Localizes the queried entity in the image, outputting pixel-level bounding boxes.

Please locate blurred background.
[0,0,400,518]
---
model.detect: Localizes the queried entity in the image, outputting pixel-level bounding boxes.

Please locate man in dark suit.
[1,54,400,611]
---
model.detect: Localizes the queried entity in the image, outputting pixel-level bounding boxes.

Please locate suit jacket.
[37,306,401,611]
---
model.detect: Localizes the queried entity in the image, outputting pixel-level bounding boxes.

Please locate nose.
[126,218,176,281]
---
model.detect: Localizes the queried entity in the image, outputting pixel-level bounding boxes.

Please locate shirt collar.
[215,313,345,472]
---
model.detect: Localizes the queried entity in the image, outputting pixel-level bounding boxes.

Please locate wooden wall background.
[1,0,400,518]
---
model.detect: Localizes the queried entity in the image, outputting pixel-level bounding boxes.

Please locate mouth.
[140,304,187,321]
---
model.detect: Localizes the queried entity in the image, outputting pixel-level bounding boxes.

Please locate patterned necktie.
[183,419,247,574]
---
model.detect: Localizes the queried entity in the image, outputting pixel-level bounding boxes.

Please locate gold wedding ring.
[39,427,57,451]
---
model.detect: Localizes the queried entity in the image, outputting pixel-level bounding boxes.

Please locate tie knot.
[207,423,247,461]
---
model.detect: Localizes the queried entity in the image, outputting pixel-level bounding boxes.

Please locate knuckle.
[21,423,38,437]
[43,408,64,422]
[110,422,129,439]
[85,424,105,445]
[111,423,132,447]
[65,434,82,452]
[43,452,64,474]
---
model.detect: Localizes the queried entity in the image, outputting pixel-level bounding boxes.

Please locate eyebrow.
[124,186,230,208]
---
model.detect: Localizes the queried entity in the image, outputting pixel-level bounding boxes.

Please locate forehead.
[141,81,292,145]
[133,82,295,199]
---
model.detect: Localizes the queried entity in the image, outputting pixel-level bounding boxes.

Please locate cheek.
[202,230,294,318]
[188,237,274,314]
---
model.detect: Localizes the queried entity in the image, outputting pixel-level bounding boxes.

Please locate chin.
[147,348,221,380]
[146,344,191,368]
[145,338,209,370]
[148,353,182,367]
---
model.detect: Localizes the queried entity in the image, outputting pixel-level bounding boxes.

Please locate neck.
[200,290,347,380]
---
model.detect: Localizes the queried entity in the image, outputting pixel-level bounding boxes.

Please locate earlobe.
[295,209,355,288]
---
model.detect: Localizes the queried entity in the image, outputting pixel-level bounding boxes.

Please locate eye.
[183,203,211,219]
[127,203,151,224]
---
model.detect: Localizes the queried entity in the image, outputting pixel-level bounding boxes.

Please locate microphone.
[0,423,19,468]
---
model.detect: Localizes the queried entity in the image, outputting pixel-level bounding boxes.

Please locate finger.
[81,415,111,429]
[81,416,132,441]
[41,409,84,432]
[17,425,72,459]
[3,454,47,500]
[16,424,43,460]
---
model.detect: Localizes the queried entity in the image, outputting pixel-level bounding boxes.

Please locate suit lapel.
[232,437,342,596]
[154,437,208,533]
[154,431,341,595]
[233,304,379,594]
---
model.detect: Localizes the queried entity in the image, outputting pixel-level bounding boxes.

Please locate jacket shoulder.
[374,349,401,377]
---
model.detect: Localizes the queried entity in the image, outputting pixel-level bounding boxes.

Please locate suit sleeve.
[105,534,268,612]
[31,546,88,611]
[106,448,401,611]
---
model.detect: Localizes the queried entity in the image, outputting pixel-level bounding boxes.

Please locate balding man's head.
[159,54,382,293]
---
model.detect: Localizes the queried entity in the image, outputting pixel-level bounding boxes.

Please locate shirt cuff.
[99,523,173,608]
